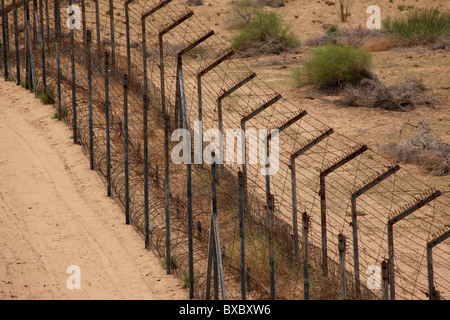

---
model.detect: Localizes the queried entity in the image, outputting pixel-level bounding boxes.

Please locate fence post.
[105,51,111,197]
[44,0,49,41]
[164,114,171,274]
[71,45,77,144]
[240,94,282,214]
[13,0,20,85]
[123,74,130,225]
[387,189,441,300]
[268,193,276,300]
[351,164,400,297]
[426,229,449,300]
[197,49,233,163]
[319,144,368,277]
[87,30,93,170]
[381,260,389,300]
[216,72,256,166]
[54,0,62,120]
[210,154,226,300]
[125,0,132,79]
[81,0,86,45]
[143,94,149,249]
[338,233,347,300]
[238,171,246,300]
[302,212,310,300]
[38,0,46,94]
[94,0,100,53]
[290,128,334,265]
[2,0,9,80]
[108,0,115,65]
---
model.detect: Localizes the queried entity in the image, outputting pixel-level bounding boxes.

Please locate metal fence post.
[71,47,77,144]
[164,114,171,274]
[238,171,246,300]
[338,233,347,300]
[268,193,276,300]
[351,164,400,297]
[302,212,310,300]
[54,0,61,120]
[319,144,368,277]
[381,260,389,300]
[387,189,441,300]
[13,0,20,85]
[44,0,49,41]
[2,0,9,80]
[87,30,93,170]
[143,94,149,249]
[105,51,111,197]
[124,74,130,225]
[81,0,86,45]
[108,0,115,65]
[38,0,46,94]
[94,0,100,53]
[426,229,449,300]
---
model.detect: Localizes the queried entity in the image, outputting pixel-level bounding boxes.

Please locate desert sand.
[0,79,187,300]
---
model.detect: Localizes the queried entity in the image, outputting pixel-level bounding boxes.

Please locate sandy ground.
[0,79,187,300]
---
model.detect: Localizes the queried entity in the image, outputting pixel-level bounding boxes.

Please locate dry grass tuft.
[338,73,433,111]
[381,122,450,176]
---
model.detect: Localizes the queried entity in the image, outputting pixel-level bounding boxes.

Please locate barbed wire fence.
[1,0,448,300]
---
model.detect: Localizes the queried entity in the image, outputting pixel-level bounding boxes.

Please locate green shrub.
[383,8,450,40]
[39,89,56,105]
[231,10,299,53]
[293,44,372,88]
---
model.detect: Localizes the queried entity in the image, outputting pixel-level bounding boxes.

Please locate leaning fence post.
[338,233,347,300]
[105,51,111,197]
[123,74,130,225]
[302,212,310,300]
[87,30,93,170]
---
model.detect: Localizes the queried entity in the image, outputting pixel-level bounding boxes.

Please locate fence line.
[0,0,448,300]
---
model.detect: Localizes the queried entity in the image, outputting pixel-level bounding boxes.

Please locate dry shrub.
[360,37,400,52]
[338,73,432,111]
[304,26,386,48]
[258,0,285,7]
[381,122,450,176]
[186,0,204,6]
[231,10,300,55]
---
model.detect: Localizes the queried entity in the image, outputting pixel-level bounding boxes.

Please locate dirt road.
[0,79,187,300]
